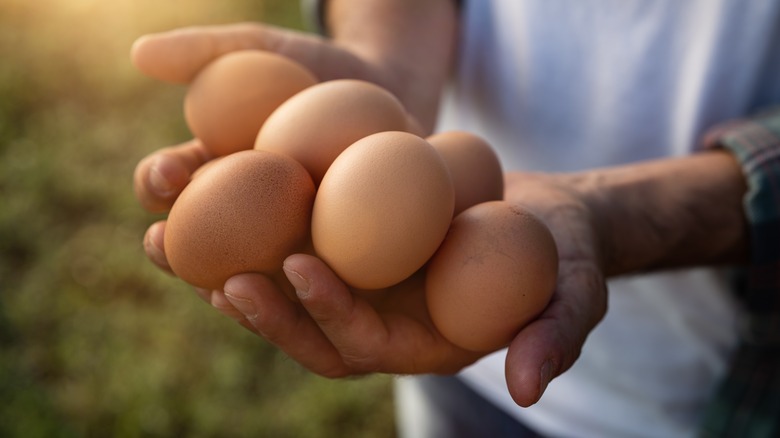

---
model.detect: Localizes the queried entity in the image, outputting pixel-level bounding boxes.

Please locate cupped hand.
[143,209,481,377]
[501,171,608,407]
[132,21,432,270]
[142,167,609,407]
[133,23,429,215]
[205,171,609,406]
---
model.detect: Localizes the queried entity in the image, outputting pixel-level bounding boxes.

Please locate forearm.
[580,151,749,277]
[324,0,459,132]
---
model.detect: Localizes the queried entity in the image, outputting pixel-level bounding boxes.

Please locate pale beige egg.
[311,131,454,290]
[255,79,409,185]
[426,131,504,216]
[184,50,317,156]
[426,201,558,352]
[164,150,315,290]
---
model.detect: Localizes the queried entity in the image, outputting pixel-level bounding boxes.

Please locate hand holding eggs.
[158,49,558,354]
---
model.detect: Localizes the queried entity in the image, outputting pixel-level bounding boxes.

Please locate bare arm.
[326,0,458,132]
[586,150,748,277]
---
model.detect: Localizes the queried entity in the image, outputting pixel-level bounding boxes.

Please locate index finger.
[131,23,321,84]
[131,23,269,83]
[130,22,378,87]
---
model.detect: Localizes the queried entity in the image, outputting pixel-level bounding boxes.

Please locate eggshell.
[425,201,558,352]
[164,150,315,290]
[426,131,504,216]
[312,131,454,290]
[255,79,409,185]
[184,50,317,156]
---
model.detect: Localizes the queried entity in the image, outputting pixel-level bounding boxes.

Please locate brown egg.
[425,201,558,352]
[164,150,315,290]
[189,156,223,180]
[426,131,504,216]
[255,79,409,185]
[312,131,454,290]
[184,50,317,156]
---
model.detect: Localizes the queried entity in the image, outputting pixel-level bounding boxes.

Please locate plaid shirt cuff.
[699,107,780,438]
[703,108,780,345]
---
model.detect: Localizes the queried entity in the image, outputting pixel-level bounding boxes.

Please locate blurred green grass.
[0,0,395,436]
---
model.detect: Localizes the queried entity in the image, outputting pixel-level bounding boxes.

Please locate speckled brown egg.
[255,79,409,185]
[311,131,454,290]
[184,50,317,156]
[164,149,315,290]
[426,131,504,216]
[425,201,558,352]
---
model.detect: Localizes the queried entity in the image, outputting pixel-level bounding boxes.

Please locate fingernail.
[539,360,553,400]
[149,164,176,197]
[283,265,310,299]
[193,287,213,303]
[224,292,258,321]
[143,230,170,270]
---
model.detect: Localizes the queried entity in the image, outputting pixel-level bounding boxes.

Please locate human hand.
[131,19,434,261]
[135,136,606,404]
[131,24,379,210]
[140,212,481,377]
[500,172,608,407]
[133,19,449,227]
[186,170,608,404]
[196,169,609,407]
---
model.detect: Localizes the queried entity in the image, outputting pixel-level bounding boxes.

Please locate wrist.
[322,0,458,132]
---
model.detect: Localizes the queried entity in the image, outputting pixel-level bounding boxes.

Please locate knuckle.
[340,348,381,373]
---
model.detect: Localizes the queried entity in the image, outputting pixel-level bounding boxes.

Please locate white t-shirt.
[436,1,780,437]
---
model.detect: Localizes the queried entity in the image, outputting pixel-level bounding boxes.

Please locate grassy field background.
[0,0,396,436]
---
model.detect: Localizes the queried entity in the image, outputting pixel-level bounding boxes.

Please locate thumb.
[503,317,581,408]
[504,263,607,407]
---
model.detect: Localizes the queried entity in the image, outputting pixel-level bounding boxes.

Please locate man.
[133,1,780,435]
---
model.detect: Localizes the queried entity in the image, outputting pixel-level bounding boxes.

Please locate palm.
[203,253,479,379]
[358,270,484,375]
